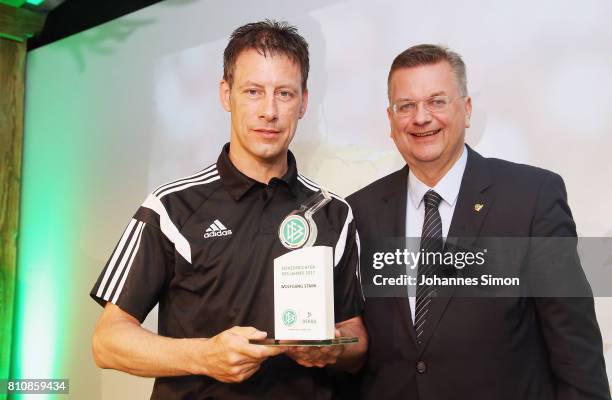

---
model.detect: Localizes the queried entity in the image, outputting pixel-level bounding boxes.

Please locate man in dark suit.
[347,44,610,400]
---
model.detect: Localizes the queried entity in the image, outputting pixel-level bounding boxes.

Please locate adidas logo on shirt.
[204,219,232,238]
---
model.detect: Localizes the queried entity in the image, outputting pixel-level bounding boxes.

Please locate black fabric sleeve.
[334,214,366,323]
[530,173,610,399]
[90,206,175,323]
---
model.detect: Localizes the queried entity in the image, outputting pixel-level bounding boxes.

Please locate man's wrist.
[181,337,210,376]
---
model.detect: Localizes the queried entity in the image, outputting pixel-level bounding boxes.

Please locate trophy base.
[249,337,358,347]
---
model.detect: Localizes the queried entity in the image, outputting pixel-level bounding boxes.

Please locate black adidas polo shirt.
[90,143,364,400]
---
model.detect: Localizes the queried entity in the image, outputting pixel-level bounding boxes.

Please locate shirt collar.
[216,143,299,201]
[408,144,468,208]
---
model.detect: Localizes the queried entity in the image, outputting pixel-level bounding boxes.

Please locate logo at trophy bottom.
[282,309,297,327]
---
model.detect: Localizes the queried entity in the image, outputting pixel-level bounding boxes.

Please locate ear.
[298,88,309,119]
[464,96,472,128]
[219,80,231,112]
[387,106,394,137]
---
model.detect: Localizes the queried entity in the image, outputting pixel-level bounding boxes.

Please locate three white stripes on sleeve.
[96,218,146,304]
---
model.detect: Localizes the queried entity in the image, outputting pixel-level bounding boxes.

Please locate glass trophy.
[250,189,359,347]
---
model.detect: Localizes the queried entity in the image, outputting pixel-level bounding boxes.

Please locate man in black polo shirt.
[90,20,367,399]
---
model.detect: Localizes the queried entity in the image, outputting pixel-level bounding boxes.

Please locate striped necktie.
[414,189,443,342]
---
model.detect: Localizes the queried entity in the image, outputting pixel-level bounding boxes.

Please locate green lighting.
[11,54,80,398]
[0,0,24,8]
[25,0,43,5]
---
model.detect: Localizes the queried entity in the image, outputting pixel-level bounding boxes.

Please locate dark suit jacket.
[346,146,610,400]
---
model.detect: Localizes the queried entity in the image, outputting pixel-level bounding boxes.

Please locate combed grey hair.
[387,44,468,99]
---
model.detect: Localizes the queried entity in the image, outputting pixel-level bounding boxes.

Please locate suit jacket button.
[416,361,427,374]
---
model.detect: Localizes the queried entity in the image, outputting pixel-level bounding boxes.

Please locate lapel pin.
[474,203,484,212]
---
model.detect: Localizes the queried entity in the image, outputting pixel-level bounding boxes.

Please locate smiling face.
[220,48,308,169]
[387,61,471,179]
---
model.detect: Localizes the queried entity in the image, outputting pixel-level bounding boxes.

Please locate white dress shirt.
[406,145,468,322]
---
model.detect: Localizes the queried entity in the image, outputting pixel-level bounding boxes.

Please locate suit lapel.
[446,146,494,245]
[377,166,408,237]
[377,167,418,346]
[417,146,494,355]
